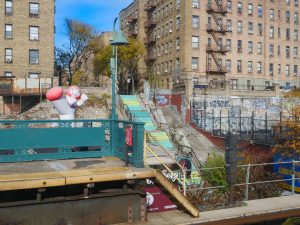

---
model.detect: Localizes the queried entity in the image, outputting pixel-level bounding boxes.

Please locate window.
[257,62,262,73]
[278,28,281,38]
[192,57,199,70]
[257,42,262,54]
[237,60,242,72]
[29,49,39,64]
[286,11,290,23]
[237,2,242,14]
[176,0,180,10]
[5,24,12,39]
[192,0,199,8]
[176,58,180,71]
[286,46,290,57]
[248,4,253,15]
[237,21,242,33]
[278,64,281,74]
[294,47,298,58]
[269,44,274,56]
[248,22,253,34]
[248,41,253,53]
[5,48,13,63]
[270,9,274,20]
[176,16,180,30]
[258,23,262,36]
[226,39,231,51]
[258,5,262,17]
[5,0,13,15]
[294,65,298,76]
[269,63,274,75]
[192,36,199,48]
[296,0,299,6]
[29,26,39,40]
[278,10,281,19]
[248,61,253,73]
[286,28,290,40]
[247,80,251,90]
[294,30,299,41]
[286,64,290,76]
[226,19,232,31]
[29,72,40,78]
[227,1,232,12]
[4,72,12,77]
[295,12,299,24]
[278,45,281,55]
[269,26,274,38]
[231,79,238,89]
[192,15,199,28]
[237,40,242,53]
[286,0,291,5]
[226,59,231,71]
[176,37,180,50]
[29,3,39,16]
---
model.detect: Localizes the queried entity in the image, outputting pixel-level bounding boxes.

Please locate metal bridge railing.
[173,160,300,201]
[0,119,145,168]
[145,132,187,196]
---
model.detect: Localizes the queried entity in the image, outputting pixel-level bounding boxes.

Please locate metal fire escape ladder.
[206,0,228,75]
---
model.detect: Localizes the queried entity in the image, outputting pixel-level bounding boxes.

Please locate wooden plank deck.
[0,157,156,191]
[116,195,300,225]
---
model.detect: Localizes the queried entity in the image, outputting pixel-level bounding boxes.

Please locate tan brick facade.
[120,0,300,96]
[0,0,54,78]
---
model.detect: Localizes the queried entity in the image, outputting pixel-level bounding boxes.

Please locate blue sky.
[55,0,133,48]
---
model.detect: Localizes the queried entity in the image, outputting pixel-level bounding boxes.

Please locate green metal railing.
[0,119,145,168]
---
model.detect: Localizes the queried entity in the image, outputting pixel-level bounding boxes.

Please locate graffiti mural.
[192,95,300,145]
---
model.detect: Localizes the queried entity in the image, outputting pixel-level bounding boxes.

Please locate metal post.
[228,109,231,134]
[279,111,282,140]
[212,109,215,135]
[239,109,242,139]
[251,111,254,142]
[292,160,296,195]
[219,110,222,136]
[265,111,268,144]
[245,164,251,201]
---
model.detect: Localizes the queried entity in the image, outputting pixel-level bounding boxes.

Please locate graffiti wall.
[191,96,299,144]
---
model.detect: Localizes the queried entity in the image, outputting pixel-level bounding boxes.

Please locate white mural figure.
[46,86,88,120]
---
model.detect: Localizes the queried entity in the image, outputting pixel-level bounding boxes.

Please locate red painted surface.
[170,94,182,113]
[191,124,273,162]
[145,186,177,213]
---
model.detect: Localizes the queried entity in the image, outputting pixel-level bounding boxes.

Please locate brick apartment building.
[120,0,300,97]
[0,0,55,78]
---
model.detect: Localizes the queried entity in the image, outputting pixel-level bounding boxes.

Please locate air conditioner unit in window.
[165,69,168,73]
[248,70,253,73]
[165,50,168,54]
[176,46,180,50]
[192,5,199,8]
[157,35,160,39]
[6,59,12,63]
[270,72,274,75]
[248,31,253,35]
[157,53,160,56]
[157,72,160,75]
[169,29,172,33]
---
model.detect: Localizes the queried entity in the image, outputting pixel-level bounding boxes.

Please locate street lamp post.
[110,17,128,120]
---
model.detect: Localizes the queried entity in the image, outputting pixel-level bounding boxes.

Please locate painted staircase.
[120,95,174,151]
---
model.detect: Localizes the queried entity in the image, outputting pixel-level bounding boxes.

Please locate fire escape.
[206,0,228,79]
[144,0,157,64]
[127,13,138,38]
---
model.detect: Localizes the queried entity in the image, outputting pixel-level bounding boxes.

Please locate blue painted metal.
[0,119,145,168]
[274,153,300,192]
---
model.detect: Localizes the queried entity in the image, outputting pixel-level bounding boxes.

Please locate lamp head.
[111,31,128,46]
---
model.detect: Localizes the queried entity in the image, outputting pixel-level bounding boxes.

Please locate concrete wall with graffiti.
[191,95,299,144]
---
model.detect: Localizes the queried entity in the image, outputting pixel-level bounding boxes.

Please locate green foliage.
[282,218,300,225]
[201,153,227,190]
[93,38,145,94]
[93,46,112,77]
[55,19,103,85]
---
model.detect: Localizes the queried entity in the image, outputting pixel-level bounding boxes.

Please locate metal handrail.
[145,145,187,196]
[145,132,187,195]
